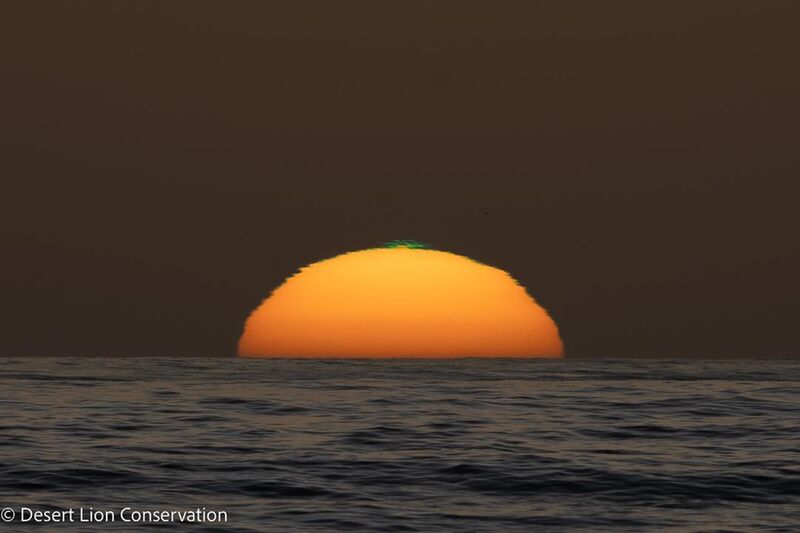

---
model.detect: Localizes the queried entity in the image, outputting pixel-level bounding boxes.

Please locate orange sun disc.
[238,247,563,358]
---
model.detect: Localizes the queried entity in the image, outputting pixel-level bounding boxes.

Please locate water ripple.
[0,358,798,531]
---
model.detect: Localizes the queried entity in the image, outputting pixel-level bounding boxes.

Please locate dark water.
[0,358,798,532]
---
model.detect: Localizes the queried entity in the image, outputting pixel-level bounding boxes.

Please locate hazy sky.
[1,2,798,357]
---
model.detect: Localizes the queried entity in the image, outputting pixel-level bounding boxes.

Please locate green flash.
[382,239,431,249]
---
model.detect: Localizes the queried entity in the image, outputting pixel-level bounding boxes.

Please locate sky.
[1,2,798,357]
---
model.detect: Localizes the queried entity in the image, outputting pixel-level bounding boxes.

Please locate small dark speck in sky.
[432,72,450,89]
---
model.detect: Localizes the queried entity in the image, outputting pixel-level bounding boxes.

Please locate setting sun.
[238,243,563,358]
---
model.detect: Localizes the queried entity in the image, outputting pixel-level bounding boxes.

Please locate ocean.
[0,358,798,532]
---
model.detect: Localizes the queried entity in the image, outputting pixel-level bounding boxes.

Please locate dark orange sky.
[1,2,798,357]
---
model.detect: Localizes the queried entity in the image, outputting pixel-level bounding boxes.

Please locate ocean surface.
[0,358,798,532]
